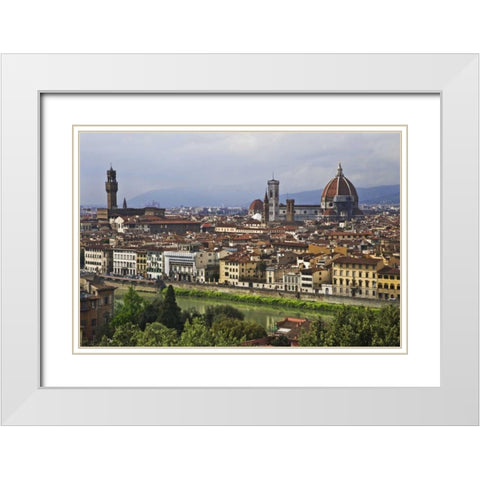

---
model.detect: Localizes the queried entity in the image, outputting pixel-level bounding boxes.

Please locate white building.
[283,271,301,292]
[163,251,198,282]
[146,249,163,280]
[113,249,137,276]
[84,247,112,275]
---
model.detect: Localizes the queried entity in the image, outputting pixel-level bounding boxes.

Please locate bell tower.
[267,176,280,222]
[105,166,118,210]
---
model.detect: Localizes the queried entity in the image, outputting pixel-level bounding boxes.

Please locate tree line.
[93,285,267,347]
[298,304,400,347]
[91,286,400,348]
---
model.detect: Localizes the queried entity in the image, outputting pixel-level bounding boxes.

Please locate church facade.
[256,163,363,224]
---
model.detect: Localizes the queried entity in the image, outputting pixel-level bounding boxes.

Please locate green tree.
[271,335,290,347]
[110,322,141,346]
[136,322,178,346]
[298,317,328,346]
[211,317,266,346]
[158,286,183,331]
[204,304,244,327]
[138,296,163,330]
[324,306,359,346]
[179,318,215,346]
[111,287,145,327]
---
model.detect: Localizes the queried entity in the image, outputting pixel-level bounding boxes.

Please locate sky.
[80,131,401,206]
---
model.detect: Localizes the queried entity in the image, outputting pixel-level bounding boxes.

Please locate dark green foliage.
[158,285,183,332]
[204,304,244,327]
[210,316,267,346]
[138,297,163,330]
[271,335,291,347]
[96,286,400,348]
[298,305,400,347]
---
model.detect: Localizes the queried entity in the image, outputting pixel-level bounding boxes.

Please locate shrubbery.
[95,286,399,348]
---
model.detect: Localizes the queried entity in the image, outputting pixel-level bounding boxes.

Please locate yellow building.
[136,250,147,278]
[377,266,401,300]
[219,254,266,285]
[331,256,384,299]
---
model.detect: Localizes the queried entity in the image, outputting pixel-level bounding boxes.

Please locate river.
[175,296,332,333]
[114,287,333,332]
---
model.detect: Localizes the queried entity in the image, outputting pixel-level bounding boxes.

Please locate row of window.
[333,287,375,297]
[334,270,373,278]
[335,264,375,270]
[334,278,376,288]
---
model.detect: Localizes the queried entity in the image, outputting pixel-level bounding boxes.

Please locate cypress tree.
[158,286,183,332]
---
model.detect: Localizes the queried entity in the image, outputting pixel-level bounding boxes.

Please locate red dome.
[321,175,358,200]
[321,163,363,219]
[248,199,263,213]
[321,163,358,203]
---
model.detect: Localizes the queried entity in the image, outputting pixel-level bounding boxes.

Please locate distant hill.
[280,185,400,205]
[126,184,400,208]
[127,187,258,209]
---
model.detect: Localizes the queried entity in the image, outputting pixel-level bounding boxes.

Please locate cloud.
[80,131,401,205]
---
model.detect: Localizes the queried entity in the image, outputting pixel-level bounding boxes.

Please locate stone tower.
[263,190,269,224]
[267,177,280,222]
[286,198,295,223]
[105,166,118,210]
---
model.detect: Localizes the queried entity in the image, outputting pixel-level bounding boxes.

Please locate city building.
[146,248,164,280]
[163,250,198,282]
[97,166,166,221]
[377,265,401,300]
[113,249,137,276]
[84,246,113,275]
[80,274,116,344]
[331,256,383,299]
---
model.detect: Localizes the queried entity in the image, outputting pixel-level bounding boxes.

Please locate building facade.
[84,246,113,275]
[331,256,383,299]
[113,249,137,276]
[80,275,116,344]
[146,249,164,280]
[377,266,401,300]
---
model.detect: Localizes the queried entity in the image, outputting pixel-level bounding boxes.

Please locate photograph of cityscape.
[79,129,402,348]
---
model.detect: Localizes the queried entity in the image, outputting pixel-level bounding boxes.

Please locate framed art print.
[1,54,478,424]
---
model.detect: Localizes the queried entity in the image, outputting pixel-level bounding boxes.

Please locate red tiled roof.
[321,175,358,200]
[333,256,381,265]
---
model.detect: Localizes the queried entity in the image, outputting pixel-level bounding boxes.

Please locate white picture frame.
[1,54,478,425]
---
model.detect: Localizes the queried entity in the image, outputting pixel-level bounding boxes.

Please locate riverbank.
[171,287,381,314]
[105,277,388,311]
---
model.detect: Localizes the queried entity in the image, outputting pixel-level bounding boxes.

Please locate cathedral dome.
[321,163,359,202]
[321,163,363,219]
[248,199,263,216]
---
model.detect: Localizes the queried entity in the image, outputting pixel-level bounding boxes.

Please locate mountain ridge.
[124,184,400,208]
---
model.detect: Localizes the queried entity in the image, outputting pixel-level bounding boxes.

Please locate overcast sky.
[80,131,401,205]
